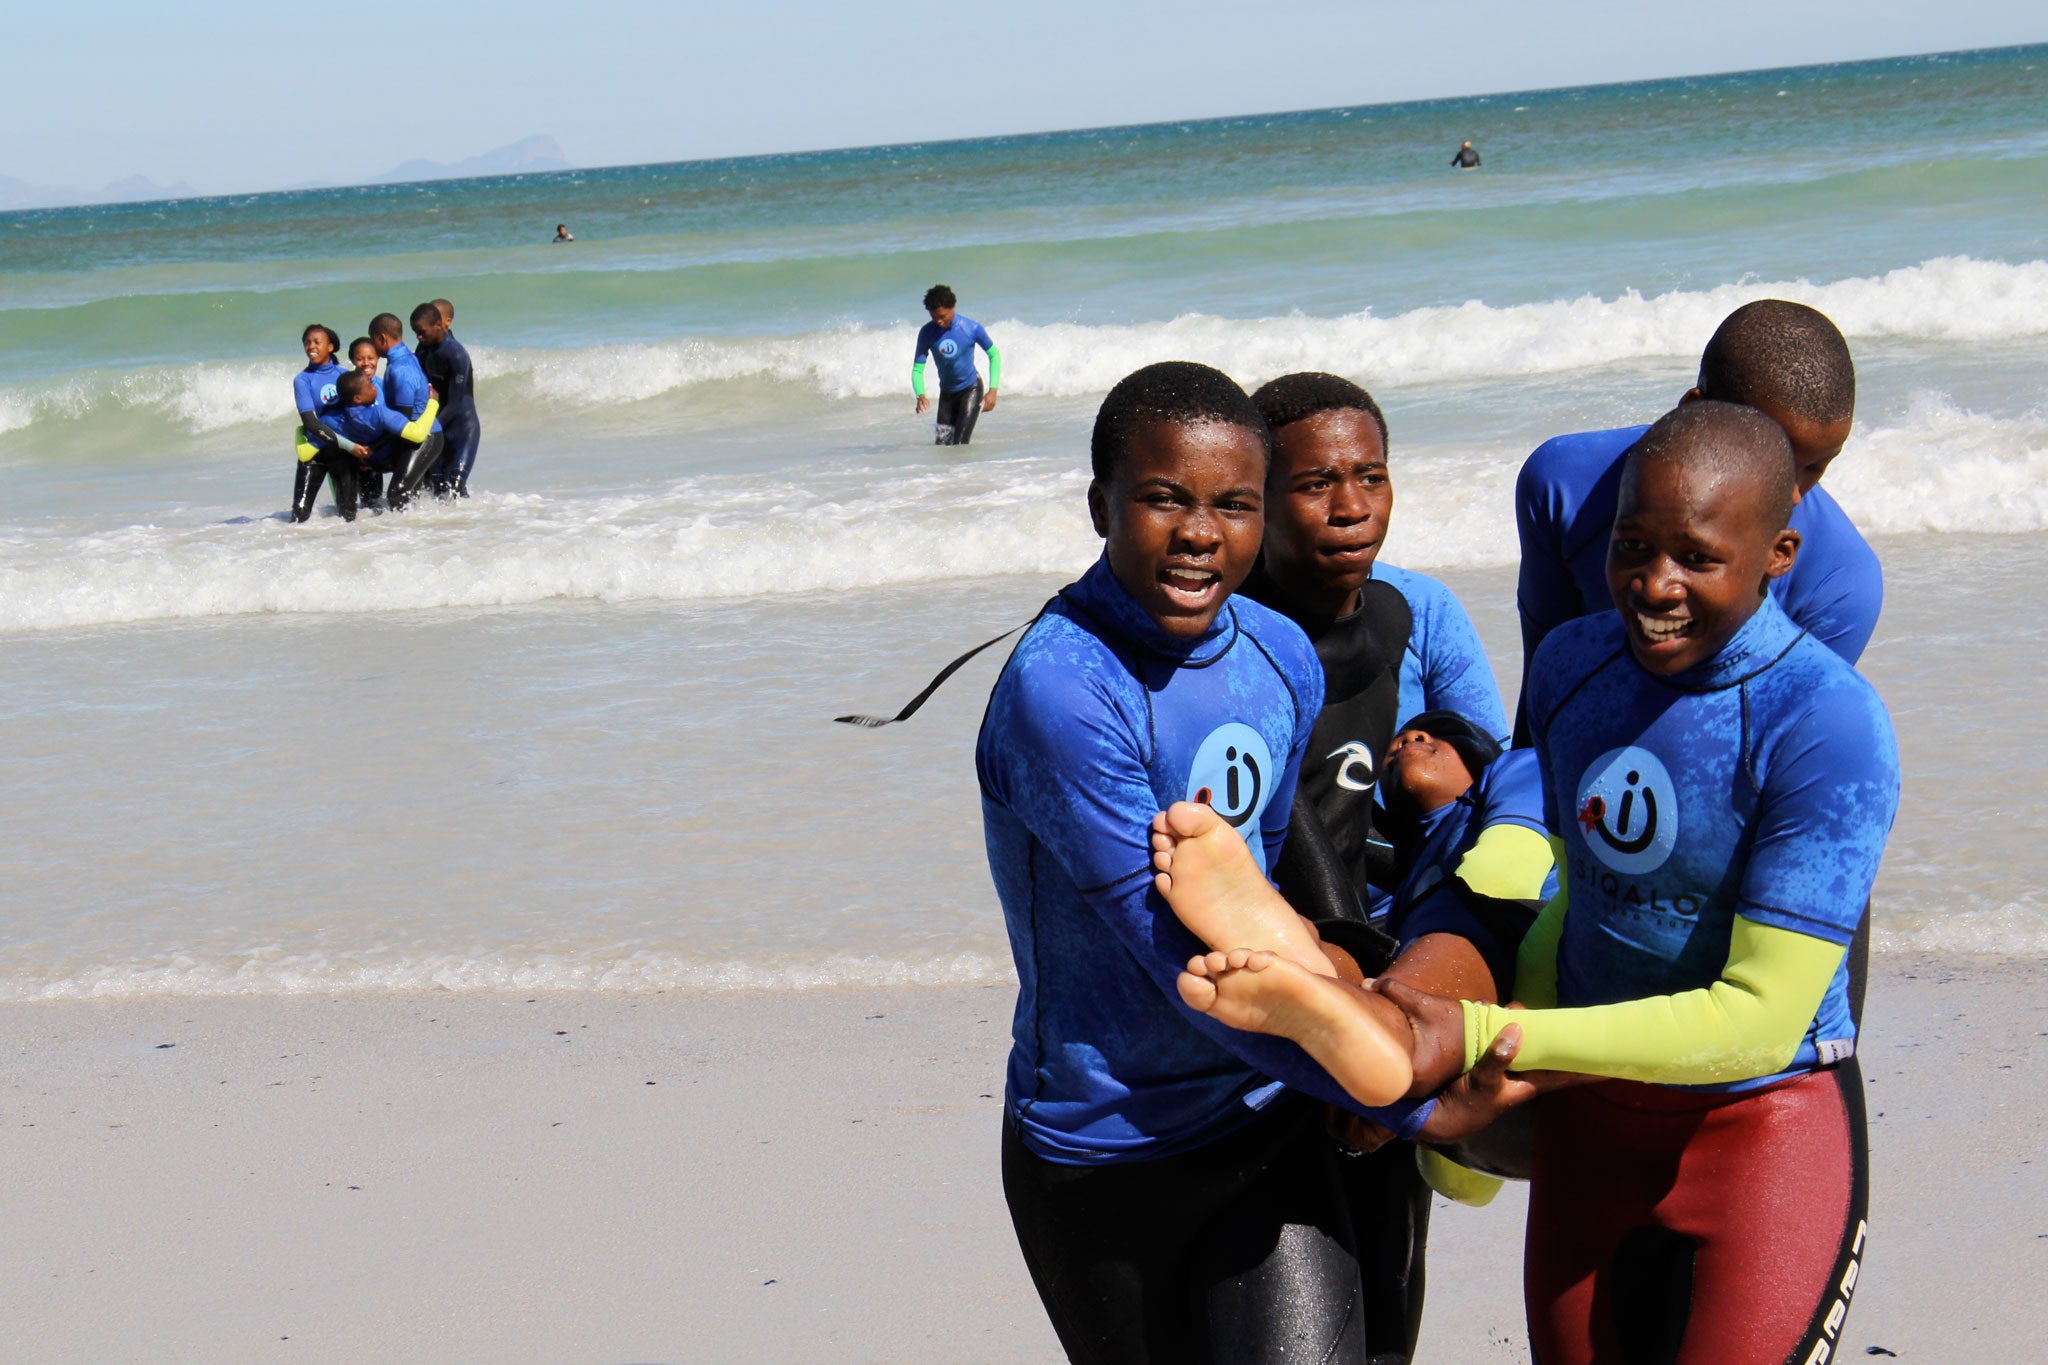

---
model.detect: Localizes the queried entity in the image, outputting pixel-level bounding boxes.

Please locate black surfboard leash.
[834,602,1052,728]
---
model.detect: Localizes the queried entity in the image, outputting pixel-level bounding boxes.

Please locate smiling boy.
[978,361,1424,1364]
[1160,401,1899,1364]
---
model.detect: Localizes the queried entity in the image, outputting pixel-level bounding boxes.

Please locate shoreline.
[4,955,2041,1362]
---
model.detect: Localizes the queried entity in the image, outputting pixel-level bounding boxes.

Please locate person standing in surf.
[290,324,368,523]
[1451,140,1480,169]
[413,300,480,497]
[979,361,1428,1364]
[912,284,1000,446]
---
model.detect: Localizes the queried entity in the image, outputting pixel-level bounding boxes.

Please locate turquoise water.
[0,45,2044,996]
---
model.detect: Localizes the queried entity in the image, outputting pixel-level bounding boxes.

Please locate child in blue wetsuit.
[1159,401,1900,1365]
[912,284,1000,446]
[980,361,1424,1365]
[1514,299,1882,743]
[294,371,442,515]
[290,324,358,522]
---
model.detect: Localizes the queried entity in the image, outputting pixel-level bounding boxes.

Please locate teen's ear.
[1763,527,1801,587]
[1678,386,1704,406]
[1087,480,1110,538]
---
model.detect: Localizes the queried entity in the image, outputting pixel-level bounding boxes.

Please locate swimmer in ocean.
[1451,140,1480,169]
[1153,401,1898,1365]
[912,285,1000,446]
[982,361,1427,1363]
[553,224,573,243]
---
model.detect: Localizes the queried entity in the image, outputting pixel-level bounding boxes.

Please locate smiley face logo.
[1575,746,1679,875]
[1187,723,1276,871]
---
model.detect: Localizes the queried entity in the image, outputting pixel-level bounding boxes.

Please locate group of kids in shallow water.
[289,297,481,522]
[968,299,1897,1364]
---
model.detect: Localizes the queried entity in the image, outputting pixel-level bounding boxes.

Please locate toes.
[1202,950,1233,975]
[1177,971,1219,1012]
[1244,949,1278,971]
[1164,801,1219,838]
[1225,947,1256,969]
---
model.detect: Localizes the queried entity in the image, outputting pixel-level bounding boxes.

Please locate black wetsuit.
[935,379,985,447]
[1236,566,1433,1365]
[1451,146,1480,168]
[291,448,373,523]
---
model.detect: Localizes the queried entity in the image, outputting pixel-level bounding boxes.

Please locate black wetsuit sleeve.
[299,409,347,452]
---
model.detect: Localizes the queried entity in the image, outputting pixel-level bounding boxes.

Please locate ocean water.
[2,45,2044,999]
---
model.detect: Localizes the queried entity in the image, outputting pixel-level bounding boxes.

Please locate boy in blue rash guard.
[981,361,1427,1365]
[1163,402,1900,1365]
[301,370,444,511]
[912,284,1000,446]
[412,300,479,497]
[1514,299,1882,743]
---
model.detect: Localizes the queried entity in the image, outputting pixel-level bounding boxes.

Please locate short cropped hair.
[433,298,454,323]
[337,370,376,403]
[301,323,341,353]
[923,284,956,311]
[369,313,404,342]
[409,302,442,329]
[348,336,375,358]
[1249,372,1390,453]
[1090,361,1269,486]
[1627,400,1796,533]
[1698,300,1855,424]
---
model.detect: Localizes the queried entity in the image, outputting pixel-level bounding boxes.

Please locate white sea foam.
[0,947,1014,1002]
[5,256,2047,445]
[2,396,2043,632]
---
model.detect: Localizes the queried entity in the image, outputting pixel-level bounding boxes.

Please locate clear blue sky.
[5,0,2041,194]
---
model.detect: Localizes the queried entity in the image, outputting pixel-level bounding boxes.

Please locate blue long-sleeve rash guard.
[914,314,996,395]
[380,342,441,432]
[978,556,1429,1165]
[326,400,424,454]
[1373,562,1509,746]
[293,360,349,448]
[1515,426,1884,682]
[1526,597,1900,1092]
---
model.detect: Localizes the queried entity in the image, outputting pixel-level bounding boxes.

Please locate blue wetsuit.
[293,360,349,450]
[1373,562,1508,746]
[914,314,996,395]
[1526,596,1899,1090]
[1515,426,1884,696]
[977,556,1426,1166]
[418,333,479,490]
[381,342,440,431]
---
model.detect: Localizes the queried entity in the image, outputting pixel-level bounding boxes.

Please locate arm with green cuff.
[1459,913,1844,1085]
[910,362,927,399]
[396,397,439,444]
[984,345,1001,391]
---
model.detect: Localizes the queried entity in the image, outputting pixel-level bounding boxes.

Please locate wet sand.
[2,958,2041,1363]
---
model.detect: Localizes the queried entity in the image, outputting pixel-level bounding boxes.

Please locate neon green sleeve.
[985,345,1001,390]
[398,397,439,445]
[911,362,927,399]
[1461,915,1845,1085]
[295,429,321,463]
[1509,838,1570,1009]
[1454,823,1552,902]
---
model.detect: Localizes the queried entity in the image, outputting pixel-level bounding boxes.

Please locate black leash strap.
[834,621,1030,728]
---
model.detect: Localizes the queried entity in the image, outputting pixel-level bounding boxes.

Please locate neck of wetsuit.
[1069,554,1238,665]
[1654,595,1804,692]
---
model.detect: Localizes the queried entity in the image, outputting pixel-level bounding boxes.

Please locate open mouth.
[1158,565,1220,607]
[1633,610,1696,644]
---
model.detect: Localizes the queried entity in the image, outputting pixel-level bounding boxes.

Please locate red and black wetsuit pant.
[1525,1059,1869,1365]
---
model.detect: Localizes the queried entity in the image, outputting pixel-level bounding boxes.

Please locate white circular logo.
[1186,723,1276,870]
[938,338,959,357]
[1574,746,1679,875]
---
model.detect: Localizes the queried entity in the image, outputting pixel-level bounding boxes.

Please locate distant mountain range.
[372,135,571,185]
[0,173,199,212]
[0,136,572,211]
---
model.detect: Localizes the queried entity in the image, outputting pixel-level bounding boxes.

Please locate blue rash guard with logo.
[380,341,441,432]
[977,556,1428,1165]
[1390,747,1554,965]
[1526,596,1900,1092]
[327,400,427,454]
[914,314,996,395]
[293,361,344,418]
[1516,425,1884,674]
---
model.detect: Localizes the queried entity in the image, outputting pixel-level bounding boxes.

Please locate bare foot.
[1177,948,1415,1108]
[1151,802,1336,976]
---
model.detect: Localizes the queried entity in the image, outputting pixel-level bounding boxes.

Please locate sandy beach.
[2,957,2041,1363]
